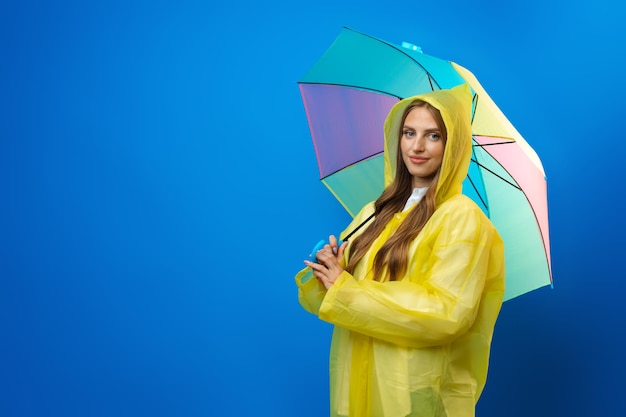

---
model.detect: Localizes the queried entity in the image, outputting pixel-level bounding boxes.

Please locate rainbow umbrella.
[298,27,552,301]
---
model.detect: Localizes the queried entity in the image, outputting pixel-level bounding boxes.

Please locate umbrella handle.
[308,238,344,263]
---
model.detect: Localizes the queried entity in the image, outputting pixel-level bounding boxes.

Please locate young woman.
[296,84,505,417]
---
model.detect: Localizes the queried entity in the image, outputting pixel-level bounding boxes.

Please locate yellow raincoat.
[296,84,505,417]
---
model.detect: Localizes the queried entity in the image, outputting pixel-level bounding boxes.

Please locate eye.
[403,129,415,137]
[427,132,441,141]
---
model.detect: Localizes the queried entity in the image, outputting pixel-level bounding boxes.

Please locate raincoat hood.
[383,84,473,206]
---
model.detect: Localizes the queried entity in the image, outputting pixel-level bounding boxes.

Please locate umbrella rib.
[470,158,521,191]
[465,174,489,211]
[474,141,515,147]
[353,28,441,91]
[298,81,403,99]
[321,151,384,179]
[471,94,478,125]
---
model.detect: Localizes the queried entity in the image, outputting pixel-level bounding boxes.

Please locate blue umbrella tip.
[401,42,422,53]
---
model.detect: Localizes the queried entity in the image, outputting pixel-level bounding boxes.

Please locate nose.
[411,136,425,152]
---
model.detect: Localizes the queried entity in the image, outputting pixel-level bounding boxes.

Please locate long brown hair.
[344,100,447,281]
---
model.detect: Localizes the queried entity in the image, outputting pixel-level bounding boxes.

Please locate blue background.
[1,0,624,416]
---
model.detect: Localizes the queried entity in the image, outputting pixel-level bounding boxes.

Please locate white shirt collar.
[403,187,429,212]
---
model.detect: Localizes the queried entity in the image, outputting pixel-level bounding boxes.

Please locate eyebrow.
[402,125,440,133]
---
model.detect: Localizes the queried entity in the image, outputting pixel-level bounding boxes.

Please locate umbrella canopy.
[298,27,551,301]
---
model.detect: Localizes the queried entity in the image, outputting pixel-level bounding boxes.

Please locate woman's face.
[400,106,445,188]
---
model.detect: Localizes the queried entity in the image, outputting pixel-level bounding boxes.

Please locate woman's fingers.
[305,244,344,290]
[315,247,335,265]
[328,235,338,253]
[337,240,348,258]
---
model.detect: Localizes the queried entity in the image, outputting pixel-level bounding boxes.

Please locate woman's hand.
[304,236,347,289]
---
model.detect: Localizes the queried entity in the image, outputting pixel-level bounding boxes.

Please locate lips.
[409,156,429,164]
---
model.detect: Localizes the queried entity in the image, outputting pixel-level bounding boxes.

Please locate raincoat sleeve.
[295,203,376,316]
[295,266,327,315]
[318,198,504,348]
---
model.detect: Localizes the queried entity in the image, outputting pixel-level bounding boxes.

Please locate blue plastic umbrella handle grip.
[308,238,343,263]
